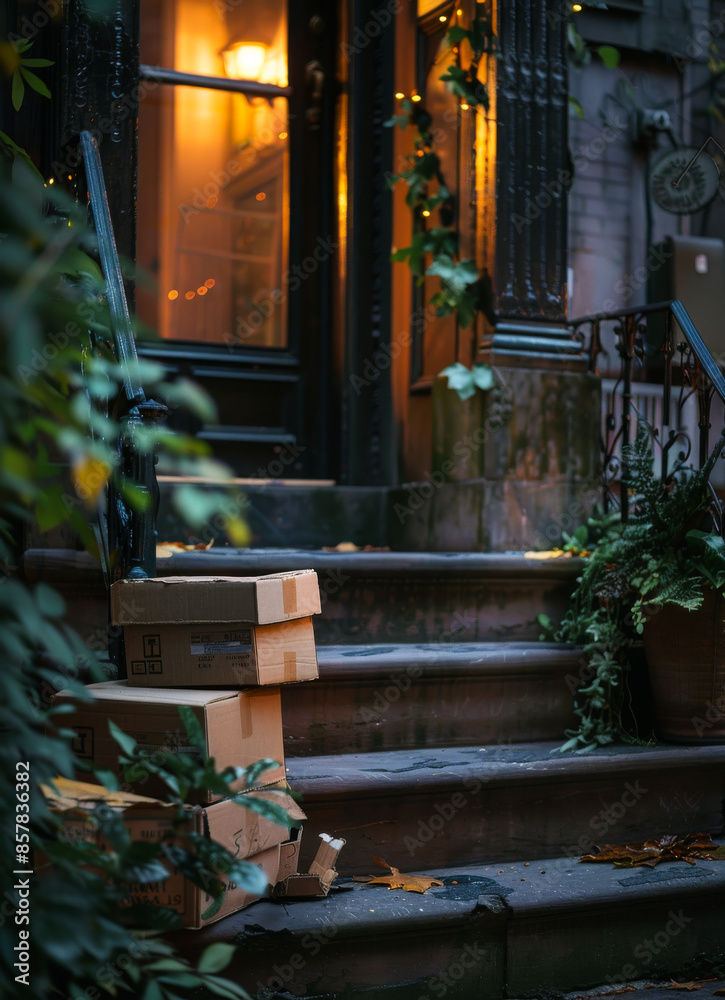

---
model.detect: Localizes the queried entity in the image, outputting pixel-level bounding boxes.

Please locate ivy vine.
[385,13,498,400]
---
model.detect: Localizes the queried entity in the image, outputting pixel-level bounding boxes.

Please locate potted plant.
[542,423,725,751]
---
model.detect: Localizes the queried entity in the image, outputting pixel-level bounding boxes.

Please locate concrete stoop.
[174,848,725,999]
[284,743,725,872]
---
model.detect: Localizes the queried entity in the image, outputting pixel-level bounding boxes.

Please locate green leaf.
[20,67,51,98]
[33,582,66,619]
[568,95,584,118]
[108,719,138,758]
[12,72,25,112]
[197,976,250,999]
[197,943,237,975]
[471,364,494,391]
[242,758,280,786]
[178,705,207,757]
[231,793,294,828]
[439,362,476,401]
[596,45,620,69]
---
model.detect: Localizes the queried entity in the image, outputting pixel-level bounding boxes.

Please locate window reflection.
[137,0,288,348]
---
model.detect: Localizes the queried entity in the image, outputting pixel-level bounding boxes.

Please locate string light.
[411,93,422,102]
[460,102,469,110]
[439,14,447,21]
[395,91,404,99]
[422,209,431,217]
[168,290,178,300]
[572,3,582,9]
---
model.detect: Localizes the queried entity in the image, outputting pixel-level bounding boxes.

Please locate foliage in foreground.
[0,129,279,997]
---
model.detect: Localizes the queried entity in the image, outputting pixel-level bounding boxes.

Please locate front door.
[135,0,337,479]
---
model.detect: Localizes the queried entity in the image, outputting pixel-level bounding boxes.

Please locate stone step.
[283,743,725,874]
[22,548,583,650]
[283,642,581,755]
[169,845,725,999]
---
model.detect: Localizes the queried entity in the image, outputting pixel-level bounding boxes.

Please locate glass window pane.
[137,0,289,347]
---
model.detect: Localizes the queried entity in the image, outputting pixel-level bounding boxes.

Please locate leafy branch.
[0,37,53,110]
[386,16,497,397]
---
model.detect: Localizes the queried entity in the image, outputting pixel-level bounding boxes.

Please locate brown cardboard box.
[273,833,346,898]
[110,571,321,626]
[51,681,285,802]
[123,616,319,688]
[43,778,304,928]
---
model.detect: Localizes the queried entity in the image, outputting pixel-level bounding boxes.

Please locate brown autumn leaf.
[358,856,443,894]
[580,832,725,868]
[156,539,214,558]
[667,983,702,992]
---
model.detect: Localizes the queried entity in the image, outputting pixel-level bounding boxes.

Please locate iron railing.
[80,131,167,584]
[570,299,725,528]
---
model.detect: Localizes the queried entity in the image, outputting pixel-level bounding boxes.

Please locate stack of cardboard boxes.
[50,571,342,928]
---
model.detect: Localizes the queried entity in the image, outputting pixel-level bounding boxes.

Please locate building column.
[480,0,584,370]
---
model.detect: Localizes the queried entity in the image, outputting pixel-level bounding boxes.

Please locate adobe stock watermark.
[416,941,489,999]
[340,0,403,61]
[223,235,340,349]
[513,115,628,234]
[607,910,694,986]
[560,779,649,860]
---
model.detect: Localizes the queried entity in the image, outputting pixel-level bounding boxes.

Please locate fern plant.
[542,423,725,752]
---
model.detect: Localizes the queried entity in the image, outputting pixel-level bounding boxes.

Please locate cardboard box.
[51,681,285,802]
[273,833,346,898]
[43,778,305,928]
[123,616,319,688]
[110,571,321,627]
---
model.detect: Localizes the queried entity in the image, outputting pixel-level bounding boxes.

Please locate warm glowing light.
[168,290,178,300]
[197,286,208,295]
[461,102,469,110]
[439,14,447,21]
[67,174,72,180]
[207,195,218,208]
[185,291,195,300]
[256,192,266,201]
[572,3,582,9]
[48,177,54,184]
[222,41,267,81]
[278,131,288,139]
[204,278,216,289]
[395,92,405,99]
[422,209,431,217]
[411,94,422,102]
[457,8,463,14]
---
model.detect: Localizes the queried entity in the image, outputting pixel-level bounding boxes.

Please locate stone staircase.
[23,546,725,998]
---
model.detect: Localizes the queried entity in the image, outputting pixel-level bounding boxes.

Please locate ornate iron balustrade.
[570,299,725,529]
[80,131,167,584]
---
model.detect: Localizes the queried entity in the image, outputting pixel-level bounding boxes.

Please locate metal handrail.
[569,299,725,524]
[80,131,166,587]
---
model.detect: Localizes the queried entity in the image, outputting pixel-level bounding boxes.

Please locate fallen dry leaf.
[321,542,390,552]
[524,549,572,560]
[156,539,214,558]
[357,857,443,894]
[667,982,702,991]
[580,832,725,868]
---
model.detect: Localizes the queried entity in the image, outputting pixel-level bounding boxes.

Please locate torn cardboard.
[110,571,321,626]
[123,616,319,688]
[273,833,346,898]
[51,681,285,802]
[43,777,305,928]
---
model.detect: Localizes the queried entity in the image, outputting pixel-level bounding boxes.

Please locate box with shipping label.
[123,616,318,689]
[273,833,346,898]
[110,574,321,687]
[110,571,321,627]
[51,681,285,802]
[43,778,304,928]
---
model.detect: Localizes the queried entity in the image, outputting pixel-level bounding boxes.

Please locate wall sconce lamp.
[221,41,267,81]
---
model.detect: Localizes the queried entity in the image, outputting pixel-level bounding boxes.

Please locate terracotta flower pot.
[644,587,725,743]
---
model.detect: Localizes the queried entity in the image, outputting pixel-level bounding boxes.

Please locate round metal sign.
[650,146,720,215]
